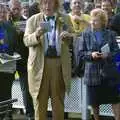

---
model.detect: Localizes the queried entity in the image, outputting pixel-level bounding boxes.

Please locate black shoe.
[3,113,13,120]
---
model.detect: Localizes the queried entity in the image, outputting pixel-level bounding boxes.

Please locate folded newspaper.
[15,21,26,32]
[0,53,21,64]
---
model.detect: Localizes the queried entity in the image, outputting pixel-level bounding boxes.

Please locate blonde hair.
[90,8,108,28]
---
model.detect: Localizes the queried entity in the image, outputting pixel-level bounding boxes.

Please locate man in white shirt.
[23,0,73,119]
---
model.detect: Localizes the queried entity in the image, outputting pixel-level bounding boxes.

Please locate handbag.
[100,39,120,86]
[101,62,120,86]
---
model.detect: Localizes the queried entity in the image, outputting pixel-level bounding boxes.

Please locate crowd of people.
[0,0,36,119]
[0,0,120,120]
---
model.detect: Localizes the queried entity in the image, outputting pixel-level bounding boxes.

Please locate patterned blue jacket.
[79,27,120,86]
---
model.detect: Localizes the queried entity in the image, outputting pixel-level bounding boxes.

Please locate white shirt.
[44,15,61,56]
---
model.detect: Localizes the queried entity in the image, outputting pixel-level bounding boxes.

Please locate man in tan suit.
[23,0,73,119]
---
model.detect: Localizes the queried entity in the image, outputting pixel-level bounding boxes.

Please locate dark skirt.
[0,72,14,101]
[87,83,120,105]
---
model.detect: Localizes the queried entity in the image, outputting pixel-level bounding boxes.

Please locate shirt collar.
[44,13,57,21]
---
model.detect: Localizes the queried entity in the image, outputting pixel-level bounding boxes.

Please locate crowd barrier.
[12,78,114,117]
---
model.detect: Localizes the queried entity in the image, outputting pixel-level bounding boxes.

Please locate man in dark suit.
[110,13,120,35]
[9,0,34,119]
[0,4,18,119]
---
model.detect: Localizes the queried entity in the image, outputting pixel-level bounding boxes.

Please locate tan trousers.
[34,57,65,120]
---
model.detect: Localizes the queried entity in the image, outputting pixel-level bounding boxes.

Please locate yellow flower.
[58,16,68,30]
[58,17,65,25]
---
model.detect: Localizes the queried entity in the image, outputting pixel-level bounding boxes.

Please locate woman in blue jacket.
[79,8,120,120]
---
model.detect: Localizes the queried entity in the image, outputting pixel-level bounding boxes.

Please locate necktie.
[46,16,55,21]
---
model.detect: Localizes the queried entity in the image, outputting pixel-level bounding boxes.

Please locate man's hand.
[59,31,73,41]
[35,26,46,38]
[71,15,86,23]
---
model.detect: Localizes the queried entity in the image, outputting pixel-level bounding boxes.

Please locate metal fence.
[12,78,114,118]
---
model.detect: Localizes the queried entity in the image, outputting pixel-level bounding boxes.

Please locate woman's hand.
[91,51,102,60]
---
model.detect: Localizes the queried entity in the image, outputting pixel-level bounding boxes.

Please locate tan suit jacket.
[23,12,73,101]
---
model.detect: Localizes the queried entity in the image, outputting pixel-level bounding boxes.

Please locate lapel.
[36,13,45,47]
[36,13,44,27]
[56,12,64,34]
[55,12,64,54]
[101,29,109,47]
[86,28,99,50]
